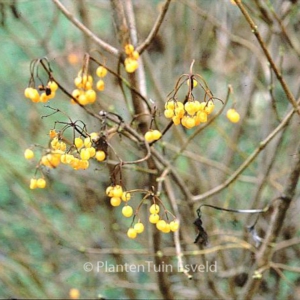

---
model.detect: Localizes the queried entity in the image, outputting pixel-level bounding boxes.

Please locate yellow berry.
[49,129,57,139]
[78,94,88,105]
[156,220,167,231]
[80,148,90,160]
[29,88,40,102]
[69,288,80,300]
[85,89,96,104]
[106,186,114,197]
[24,148,34,160]
[110,197,121,207]
[113,185,123,198]
[172,115,181,125]
[196,111,208,123]
[24,87,33,98]
[131,50,139,60]
[95,150,106,161]
[74,76,83,88]
[121,192,131,201]
[124,44,134,55]
[205,100,215,114]
[84,137,92,148]
[37,178,46,189]
[122,205,133,218]
[127,227,137,239]
[149,214,160,224]
[170,220,180,232]
[226,109,240,123]
[29,178,38,189]
[96,79,105,91]
[96,66,108,77]
[87,147,96,158]
[144,131,154,142]
[187,79,198,87]
[161,223,171,233]
[164,109,174,118]
[125,58,138,73]
[165,100,175,110]
[149,204,160,214]
[174,106,185,118]
[72,89,82,99]
[151,130,162,141]
[134,222,144,234]
[74,137,84,149]
[48,81,58,92]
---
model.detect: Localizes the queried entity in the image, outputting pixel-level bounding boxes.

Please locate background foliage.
[0,0,299,299]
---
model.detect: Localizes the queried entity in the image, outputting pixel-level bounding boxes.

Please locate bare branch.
[136,0,171,54]
[52,0,119,56]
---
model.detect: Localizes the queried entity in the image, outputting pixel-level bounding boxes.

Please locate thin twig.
[192,100,298,203]
[52,0,119,56]
[136,0,172,54]
[235,1,300,114]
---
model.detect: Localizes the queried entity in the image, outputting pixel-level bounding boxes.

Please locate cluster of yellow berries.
[164,99,215,129]
[144,130,162,143]
[29,178,47,189]
[71,66,107,105]
[24,131,107,189]
[106,185,131,208]
[106,184,180,239]
[148,204,179,233]
[24,81,58,103]
[124,44,139,73]
[24,149,47,189]
[226,108,240,123]
[127,204,179,239]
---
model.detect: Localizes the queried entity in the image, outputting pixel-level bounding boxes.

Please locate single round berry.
[121,192,131,201]
[111,185,123,198]
[161,223,171,233]
[127,227,137,239]
[24,149,34,160]
[144,131,154,142]
[125,44,134,55]
[226,109,240,123]
[96,79,105,91]
[80,148,91,160]
[106,186,114,197]
[151,130,162,141]
[37,178,46,189]
[95,150,106,162]
[122,205,133,218]
[48,81,58,92]
[74,137,84,149]
[134,222,144,234]
[85,89,96,103]
[156,220,167,231]
[96,66,108,77]
[149,204,160,214]
[110,197,121,207]
[164,109,174,119]
[29,178,38,189]
[170,220,180,232]
[187,79,198,87]
[149,214,160,224]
